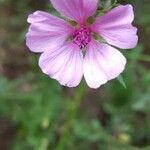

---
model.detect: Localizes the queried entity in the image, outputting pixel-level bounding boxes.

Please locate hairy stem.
[56,82,87,150]
[129,54,150,62]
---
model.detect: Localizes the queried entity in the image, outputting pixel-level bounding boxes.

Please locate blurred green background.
[0,0,150,150]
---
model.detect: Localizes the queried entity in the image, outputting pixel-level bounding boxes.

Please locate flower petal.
[83,40,126,88]
[50,0,98,24]
[39,42,83,87]
[91,5,138,49]
[26,11,73,53]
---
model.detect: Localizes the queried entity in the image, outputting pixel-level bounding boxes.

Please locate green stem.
[56,82,87,150]
[129,54,150,62]
[138,55,150,62]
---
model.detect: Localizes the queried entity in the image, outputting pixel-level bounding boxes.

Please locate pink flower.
[26,0,138,88]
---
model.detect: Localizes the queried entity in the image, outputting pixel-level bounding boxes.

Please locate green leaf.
[117,75,126,89]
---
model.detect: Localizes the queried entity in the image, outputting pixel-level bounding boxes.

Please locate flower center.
[73,27,91,49]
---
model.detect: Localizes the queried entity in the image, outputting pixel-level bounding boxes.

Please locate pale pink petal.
[91,5,138,49]
[50,0,98,24]
[26,11,73,53]
[83,43,107,89]
[39,43,83,87]
[83,40,126,89]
